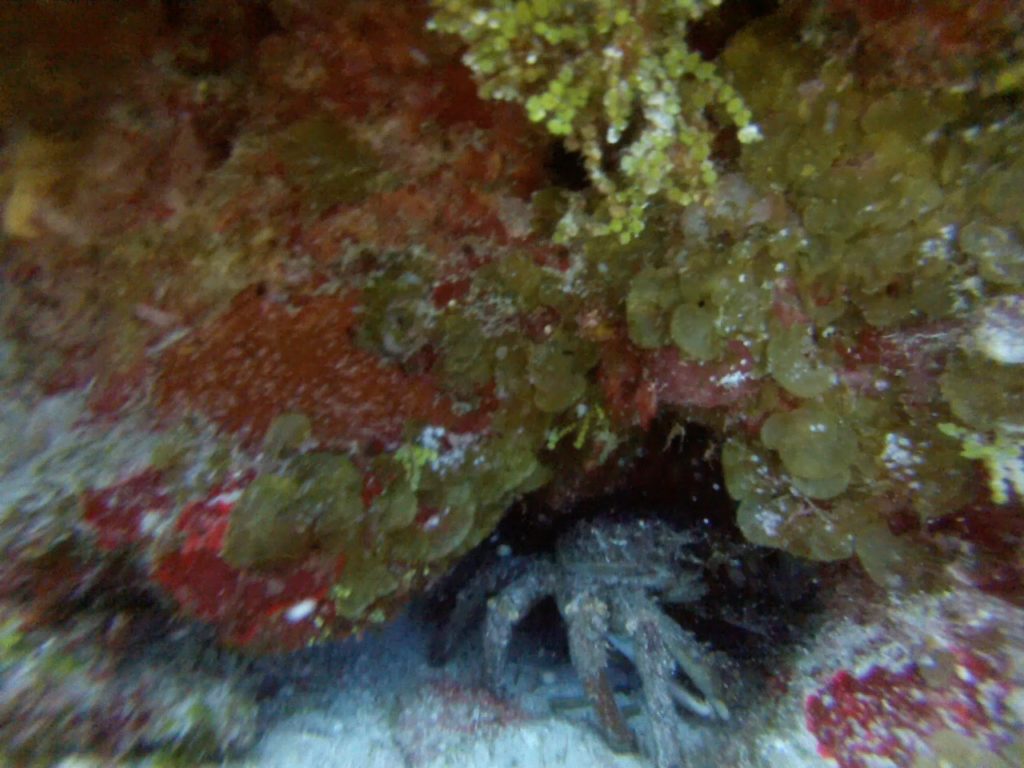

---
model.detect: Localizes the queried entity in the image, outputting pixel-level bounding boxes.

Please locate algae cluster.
[2,0,1022,658]
[421,7,1024,587]
[0,5,1022,768]
[662,17,1022,576]
[429,0,762,242]
[223,453,364,570]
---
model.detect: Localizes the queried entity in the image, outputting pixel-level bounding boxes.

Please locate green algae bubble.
[374,477,418,533]
[626,267,678,348]
[737,494,856,561]
[790,468,851,501]
[721,438,769,502]
[330,552,400,621]
[941,351,1024,431]
[959,220,1024,285]
[262,412,312,459]
[388,499,474,565]
[803,502,861,561]
[978,161,1024,229]
[275,116,383,212]
[528,338,587,413]
[766,323,834,398]
[761,404,857,482]
[149,425,197,473]
[496,252,546,306]
[476,431,549,502]
[439,313,492,393]
[855,521,934,590]
[291,453,365,552]
[222,474,304,569]
[735,495,783,551]
[222,454,364,570]
[843,230,915,287]
[670,302,719,360]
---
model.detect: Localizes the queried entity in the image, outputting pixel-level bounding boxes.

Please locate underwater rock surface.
[0,1,1022,765]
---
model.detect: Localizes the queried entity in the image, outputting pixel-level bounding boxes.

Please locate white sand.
[246,612,652,768]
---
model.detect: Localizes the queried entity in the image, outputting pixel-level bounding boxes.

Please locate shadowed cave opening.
[424,419,827,720]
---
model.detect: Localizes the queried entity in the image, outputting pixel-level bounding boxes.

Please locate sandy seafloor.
[223,603,823,768]
[243,611,652,768]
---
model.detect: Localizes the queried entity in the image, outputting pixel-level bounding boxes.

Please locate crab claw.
[655,606,730,721]
[560,587,637,753]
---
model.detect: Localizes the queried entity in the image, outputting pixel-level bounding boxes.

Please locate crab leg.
[483,559,558,691]
[650,608,730,721]
[667,678,718,719]
[623,594,730,721]
[608,630,722,720]
[430,555,530,666]
[558,585,636,753]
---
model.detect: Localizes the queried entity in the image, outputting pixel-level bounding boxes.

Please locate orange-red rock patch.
[156,286,484,450]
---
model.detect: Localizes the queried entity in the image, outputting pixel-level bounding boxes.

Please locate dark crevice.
[426,419,825,703]
[544,141,591,192]
[688,0,782,60]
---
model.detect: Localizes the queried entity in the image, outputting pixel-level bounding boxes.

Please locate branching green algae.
[429,0,762,242]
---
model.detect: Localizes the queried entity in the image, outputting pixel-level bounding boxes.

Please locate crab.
[433,516,730,768]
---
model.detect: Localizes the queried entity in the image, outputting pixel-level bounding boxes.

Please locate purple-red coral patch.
[806,649,1012,768]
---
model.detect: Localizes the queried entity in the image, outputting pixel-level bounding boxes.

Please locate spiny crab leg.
[644,597,731,721]
[607,631,720,721]
[430,555,529,665]
[483,560,559,690]
[624,604,690,768]
[558,585,636,752]
[607,611,729,722]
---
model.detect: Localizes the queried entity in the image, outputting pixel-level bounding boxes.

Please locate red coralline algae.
[648,341,759,412]
[256,0,545,265]
[597,335,758,429]
[596,335,657,429]
[827,0,1023,88]
[806,649,1012,768]
[156,287,484,451]
[80,469,349,649]
[928,499,1024,606]
[311,181,521,258]
[152,475,344,650]
[266,1,544,173]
